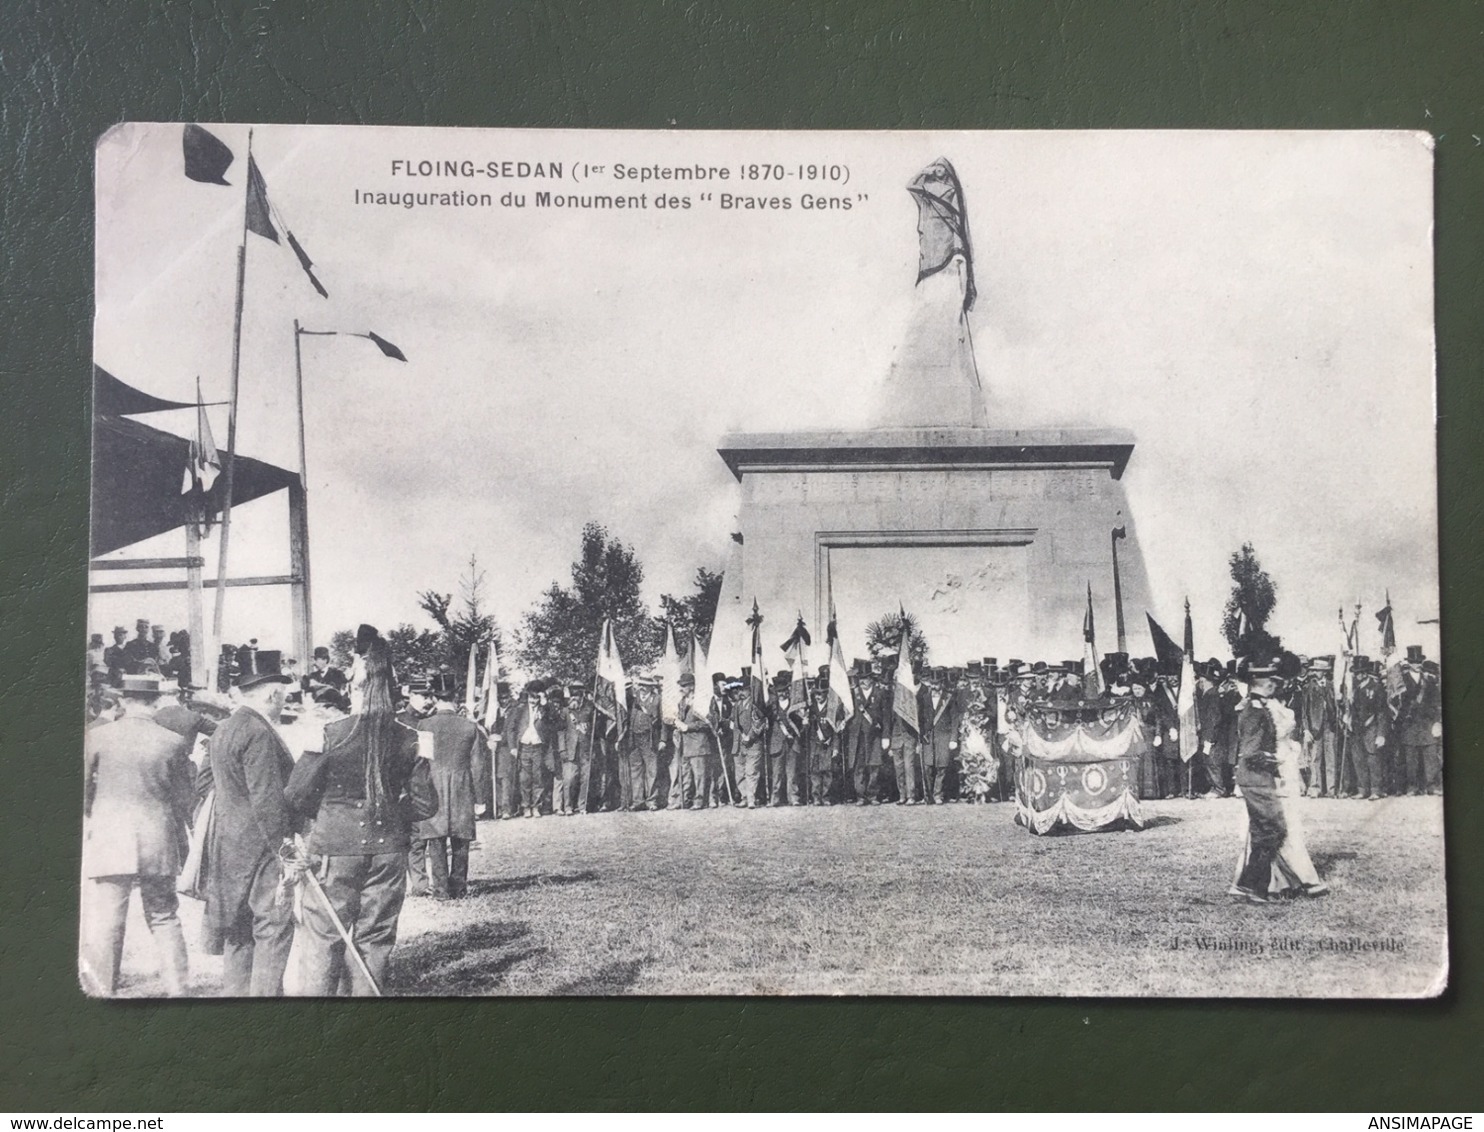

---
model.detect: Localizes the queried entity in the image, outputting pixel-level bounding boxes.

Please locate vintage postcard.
[85,125,1444,997]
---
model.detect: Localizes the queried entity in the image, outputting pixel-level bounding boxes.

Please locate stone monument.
[714,158,1154,666]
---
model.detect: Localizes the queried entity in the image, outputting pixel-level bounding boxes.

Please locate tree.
[658,566,724,651]
[864,609,929,670]
[1221,542,1282,659]
[385,624,446,680]
[516,522,658,684]
[419,554,503,679]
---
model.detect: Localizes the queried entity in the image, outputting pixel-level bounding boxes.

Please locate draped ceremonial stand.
[1014,701,1147,834]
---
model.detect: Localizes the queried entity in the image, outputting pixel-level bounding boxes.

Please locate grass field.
[107,795,1447,998]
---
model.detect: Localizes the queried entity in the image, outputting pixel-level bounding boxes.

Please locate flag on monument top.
[781,614,811,703]
[180,378,221,496]
[182,125,234,185]
[747,600,767,708]
[1376,592,1396,658]
[1082,582,1102,698]
[907,157,976,312]
[1177,599,1199,764]
[892,605,919,737]
[824,603,855,732]
[593,619,627,740]
[658,622,682,725]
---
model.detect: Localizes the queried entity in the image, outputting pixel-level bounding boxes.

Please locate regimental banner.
[1016,701,1146,834]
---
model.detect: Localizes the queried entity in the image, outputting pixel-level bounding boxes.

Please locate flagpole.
[211,127,253,646]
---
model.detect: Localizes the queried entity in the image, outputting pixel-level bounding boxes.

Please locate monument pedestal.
[714,427,1154,665]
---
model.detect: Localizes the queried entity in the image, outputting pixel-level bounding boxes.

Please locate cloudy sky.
[91,126,1439,666]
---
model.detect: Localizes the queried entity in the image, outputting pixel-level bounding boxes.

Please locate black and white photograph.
[84,124,1445,998]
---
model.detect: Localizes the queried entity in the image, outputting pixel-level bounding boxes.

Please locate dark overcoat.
[413,708,490,841]
[202,706,296,953]
[917,687,960,768]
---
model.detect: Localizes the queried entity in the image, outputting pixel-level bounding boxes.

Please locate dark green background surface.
[3,0,1480,1110]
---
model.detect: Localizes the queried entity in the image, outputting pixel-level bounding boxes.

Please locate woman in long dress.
[1233,679,1330,897]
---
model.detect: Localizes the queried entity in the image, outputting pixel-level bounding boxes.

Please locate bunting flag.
[1376,591,1396,658]
[907,157,976,312]
[182,125,234,185]
[781,614,811,703]
[1177,599,1199,763]
[1082,582,1102,698]
[747,600,767,708]
[658,622,682,725]
[180,378,221,495]
[824,600,855,731]
[245,156,279,242]
[594,619,627,740]
[1146,613,1183,675]
[892,605,919,737]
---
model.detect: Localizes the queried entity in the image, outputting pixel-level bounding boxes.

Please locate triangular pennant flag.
[747,600,767,709]
[658,623,682,725]
[692,632,712,719]
[782,614,810,703]
[365,331,407,362]
[182,125,234,185]
[1146,613,1183,675]
[825,606,854,731]
[245,156,279,243]
[284,231,329,298]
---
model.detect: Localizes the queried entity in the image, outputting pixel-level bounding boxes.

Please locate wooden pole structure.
[1111,522,1128,654]
[186,509,204,689]
[212,128,253,644]
[289,319,313,666]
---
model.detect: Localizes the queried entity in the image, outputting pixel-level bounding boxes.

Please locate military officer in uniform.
[1229,665,1286,904]
[286,637,439,994]
[103,625,130,686]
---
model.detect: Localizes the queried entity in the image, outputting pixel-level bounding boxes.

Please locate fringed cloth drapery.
[1014,701,1147,834]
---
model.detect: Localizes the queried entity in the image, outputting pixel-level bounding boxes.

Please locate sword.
[290,850,382,996]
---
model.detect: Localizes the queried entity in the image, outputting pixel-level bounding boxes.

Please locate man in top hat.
[766,671,805,806]
[103,626,131,686]
[1346,657,1391,799]
[488,680,517,818]
[1295,656,1341,797]
[504,680,554,818]
[201,649,297,995]
[707,672,736,807]
[556,682,596,816]
[411,675,491,896]
[806,664,838,805]
[848,659,886,805]
[672,673,713,809]
[80,672,195,996]
[917,667,960,804]
[1393,646,1442,795]
[303,646,349,706]
[730,668,768,808]
[1229,665,1287,903]
[626,675,664,810]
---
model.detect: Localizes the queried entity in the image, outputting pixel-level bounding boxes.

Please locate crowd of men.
[79,614,1444,995]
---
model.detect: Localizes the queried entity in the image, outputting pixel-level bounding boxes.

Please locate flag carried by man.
[823,595,855,733]
[593,619,627,741]
[659,622,683,725]
[1376,591,1397,660]
[1082,581,1103,699]
[747,600,767,708]
[1177,599,1199,764]
[692,631,713,719]
[478,637,500,733]
[182,124,329,298]
[892,605,919,738]
[781,614,812,704]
